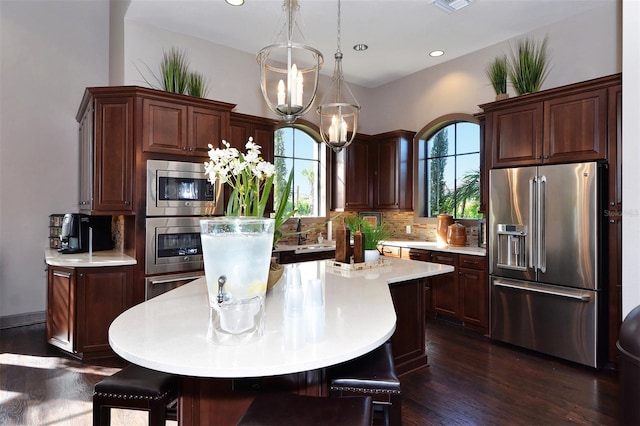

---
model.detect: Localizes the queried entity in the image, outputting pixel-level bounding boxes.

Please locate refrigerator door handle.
[538,175,547,273]
[493,279,591,302]
[529,177,535,270]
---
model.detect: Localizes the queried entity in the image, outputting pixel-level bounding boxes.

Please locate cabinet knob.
[182,146,187,151]
[610,219,616,224]
[124,201,130,206]
[189,147,193,152]
[609,201,615,206]
[543,155,549,159]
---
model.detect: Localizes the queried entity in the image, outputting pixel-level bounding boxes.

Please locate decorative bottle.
[335,220,351,263]
[353,225,365,263]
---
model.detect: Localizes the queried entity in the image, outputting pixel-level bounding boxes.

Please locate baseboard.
[0,311,46,329]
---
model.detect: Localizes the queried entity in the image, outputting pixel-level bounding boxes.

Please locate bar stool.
[93,364,178,426]
[327,342,402,426]
[238,393,373,426]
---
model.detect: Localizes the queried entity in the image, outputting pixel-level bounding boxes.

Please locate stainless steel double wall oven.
[144,159,223,299]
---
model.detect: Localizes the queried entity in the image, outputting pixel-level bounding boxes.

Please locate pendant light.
[317,0,360,152]
[257,0,324,124]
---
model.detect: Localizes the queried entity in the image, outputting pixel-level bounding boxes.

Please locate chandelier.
[317,0,360,152]
[256,0,324,124]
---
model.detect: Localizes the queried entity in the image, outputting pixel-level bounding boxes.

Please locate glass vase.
[200,217,274,344]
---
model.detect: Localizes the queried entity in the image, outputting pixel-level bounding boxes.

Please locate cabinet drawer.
[408,249,430,262]
[430,252,457,266]
[381,245,402,258]
[458,254,485,270]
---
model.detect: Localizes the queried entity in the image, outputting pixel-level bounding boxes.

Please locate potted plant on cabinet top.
[486,55,509,101]
[508,36,550,96]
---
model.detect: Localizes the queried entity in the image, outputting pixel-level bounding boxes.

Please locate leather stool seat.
[93,364,177,426]
[238,393,373,426]
[328,342,402,426]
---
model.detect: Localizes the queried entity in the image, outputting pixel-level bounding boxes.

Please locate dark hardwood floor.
[1,319,619,425]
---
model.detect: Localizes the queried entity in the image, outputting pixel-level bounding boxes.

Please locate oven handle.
[148,273,204,285]
[493,279,591,302]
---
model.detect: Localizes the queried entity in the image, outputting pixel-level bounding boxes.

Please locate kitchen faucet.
[297,218,307,245]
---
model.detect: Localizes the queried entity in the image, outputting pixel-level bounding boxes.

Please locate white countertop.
[44,249,137,267]
[108,257,453,378]
[381,240,486,256]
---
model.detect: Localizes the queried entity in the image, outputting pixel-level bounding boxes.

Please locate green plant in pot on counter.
[345,215,391,261]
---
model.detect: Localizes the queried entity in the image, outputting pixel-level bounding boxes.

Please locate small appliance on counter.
[59,213,114,254]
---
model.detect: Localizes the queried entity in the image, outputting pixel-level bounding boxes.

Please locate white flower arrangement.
[204,138,275,217]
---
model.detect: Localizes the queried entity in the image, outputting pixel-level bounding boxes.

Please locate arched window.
[273,126,326,218]
[416,115,481,219]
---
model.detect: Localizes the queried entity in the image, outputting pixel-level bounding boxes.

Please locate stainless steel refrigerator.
[489,162,602,368]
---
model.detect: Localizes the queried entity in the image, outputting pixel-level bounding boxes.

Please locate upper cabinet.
[142,94,233,158]
[481,74,620,168]
[76,87,236,215]
[331,130,414,211]
[77,89,135,214]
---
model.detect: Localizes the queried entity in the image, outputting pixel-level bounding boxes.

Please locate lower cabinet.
[46,264,133,359]
[277,250,336,264]
[388,247,488,334]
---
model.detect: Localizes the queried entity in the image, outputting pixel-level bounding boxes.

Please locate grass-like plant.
[508,36,550,95]
[486,55,508,96]
[187,71,209,98]
[159,46,190,94]
[345,215,391,250]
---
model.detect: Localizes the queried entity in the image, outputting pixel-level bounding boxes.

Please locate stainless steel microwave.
[146,159,223,216]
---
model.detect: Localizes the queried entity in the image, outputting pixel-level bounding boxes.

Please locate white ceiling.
[125,0,606,88]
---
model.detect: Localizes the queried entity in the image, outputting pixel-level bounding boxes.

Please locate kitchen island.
[109,257,453,425]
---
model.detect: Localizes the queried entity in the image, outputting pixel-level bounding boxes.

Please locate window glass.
[419,121,481,219]
[274,127,324,218]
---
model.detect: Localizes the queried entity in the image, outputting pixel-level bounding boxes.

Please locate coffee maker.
[59,214,114,254]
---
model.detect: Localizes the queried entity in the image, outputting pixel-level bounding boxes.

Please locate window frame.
[412,113,481,224]
[273,122,328,220]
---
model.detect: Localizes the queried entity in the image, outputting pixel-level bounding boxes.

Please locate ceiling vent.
[433,0,474,13]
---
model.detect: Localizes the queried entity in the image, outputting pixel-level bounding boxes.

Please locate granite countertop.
[44,249,137,267]
[380,240,486,256]
[108,257,453,377]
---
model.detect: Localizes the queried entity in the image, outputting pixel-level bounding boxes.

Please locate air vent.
[433,0,474,13]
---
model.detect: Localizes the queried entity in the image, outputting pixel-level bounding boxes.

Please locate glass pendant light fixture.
[257,0,324,124]
[317,0,360,152]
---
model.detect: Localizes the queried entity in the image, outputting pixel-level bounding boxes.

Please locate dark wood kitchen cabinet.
[481,74,619,168]
[46,264,133,360]
[403,248,488,333]
[330,130,414,211]
[458,254,488,333]
[77,91,134,214]
[142,96,232,158]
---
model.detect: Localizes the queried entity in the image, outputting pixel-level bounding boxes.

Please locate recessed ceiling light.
[429,50,445,57]
[353,44,368,52]
[225,0,244,5]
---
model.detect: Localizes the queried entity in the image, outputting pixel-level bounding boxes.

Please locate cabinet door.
[375,137,399,209]
[459,267,488,333]
[543,89,607,163]
[344,138,372,210]
[93,96,134,213]
[142,98,188,154]
[491,102,543,167]
[47,267,76,353]
[189,105,227,158]
[429,252,459,319]
[78,104,94,211]
[75,266,133,355]
[389,279,426,375]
